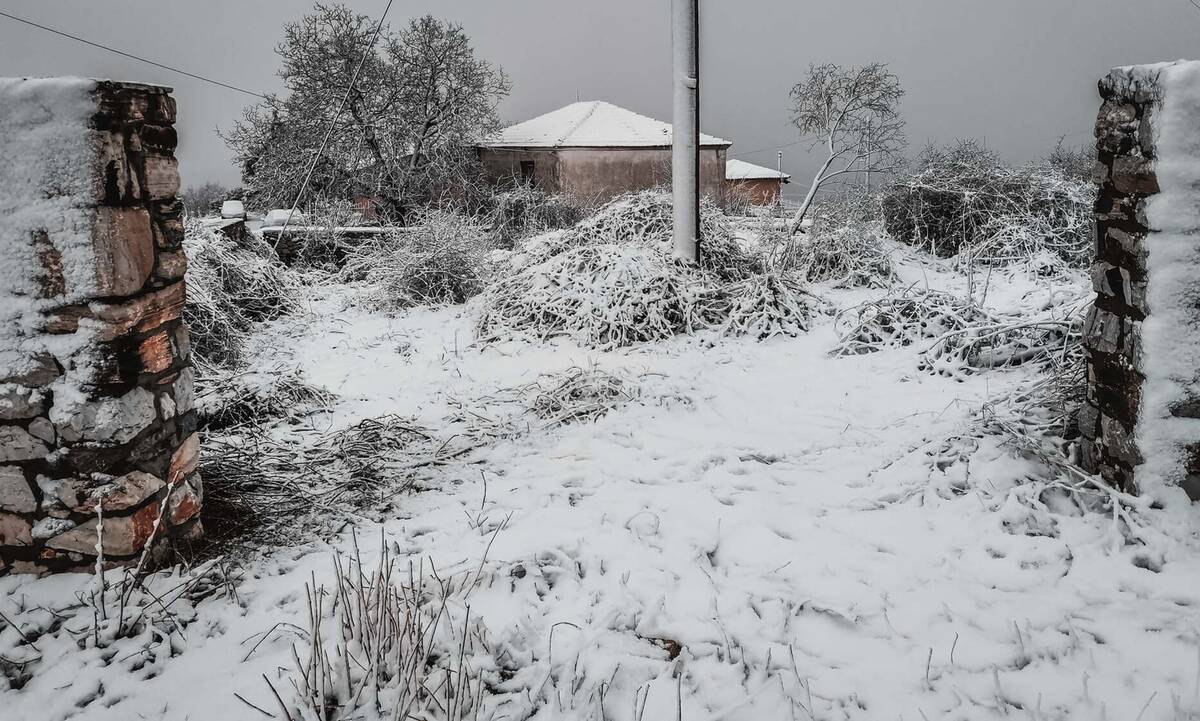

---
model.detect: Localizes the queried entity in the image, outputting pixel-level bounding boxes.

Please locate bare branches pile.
[834,286,1087,381]
[183,221,300,375]
[560,191,762,281]
[479,245,707,348]
[526,366,638,426]
[340,210,494,312]
[881,140,1095,267]
[267,544,493,721]
[782,217,896,287]
[200,416,460,550]
[197,368,335,432]
[479,192,810,348]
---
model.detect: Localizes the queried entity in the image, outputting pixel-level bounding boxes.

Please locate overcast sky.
[2,0,1197,193]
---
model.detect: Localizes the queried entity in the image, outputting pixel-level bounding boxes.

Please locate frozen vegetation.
[2,182,1199,721]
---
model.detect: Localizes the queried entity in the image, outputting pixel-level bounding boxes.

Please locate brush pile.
[200,415,458,549]
[881,140,1094,267]
[479,191,808,348]
[182,221,300,376]
[834,286,1087,381]
[340,210,493,313]
[785,219,896,287]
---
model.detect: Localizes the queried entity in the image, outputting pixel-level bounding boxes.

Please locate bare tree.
[223,4,510,222]
[182,181,230,217]
[785,63,906,238]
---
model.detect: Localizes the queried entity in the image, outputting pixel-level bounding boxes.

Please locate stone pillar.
[1082,63,1200,500]
[0,79,201,574]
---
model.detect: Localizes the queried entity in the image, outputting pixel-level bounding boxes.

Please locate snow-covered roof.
[481,101,731,149]
[726,158,790,181]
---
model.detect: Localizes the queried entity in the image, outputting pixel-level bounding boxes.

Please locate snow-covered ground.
[3,249,1200,721]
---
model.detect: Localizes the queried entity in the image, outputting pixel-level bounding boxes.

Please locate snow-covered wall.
[1083,62,1200,501]
[0,79,201,574]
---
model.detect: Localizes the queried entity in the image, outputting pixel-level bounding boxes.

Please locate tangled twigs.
[834,285,1087,381]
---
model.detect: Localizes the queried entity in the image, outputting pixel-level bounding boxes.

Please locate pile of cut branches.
[834,285,1088,381]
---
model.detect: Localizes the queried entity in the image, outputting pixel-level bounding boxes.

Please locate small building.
[477,101,732,205]
[725,159,790,205]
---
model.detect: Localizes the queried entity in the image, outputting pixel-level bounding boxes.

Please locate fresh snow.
[3,245,1199,721]
[1138,60,1200,495]
[726,158,790,181]
[482,101,731,149]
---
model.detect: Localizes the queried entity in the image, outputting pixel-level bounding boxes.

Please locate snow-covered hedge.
[881,140,1095,267]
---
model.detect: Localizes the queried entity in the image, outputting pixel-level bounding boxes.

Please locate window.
[520,160,535,185]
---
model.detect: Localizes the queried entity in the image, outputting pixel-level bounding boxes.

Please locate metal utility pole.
[776,150,784,208]
[671,0,700,263]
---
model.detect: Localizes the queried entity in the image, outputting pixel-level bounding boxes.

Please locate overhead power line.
[732,138,807,159]
[0,10,269,99]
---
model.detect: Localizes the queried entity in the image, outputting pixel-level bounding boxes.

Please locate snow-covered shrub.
[535,190,763,282]
[479,244,711,348]
[340,210,493,312]
[881,140,1095,266]
[787,219,895,287]
[183,221,300,374]
[478,242,808,349]
[487,184,593,248]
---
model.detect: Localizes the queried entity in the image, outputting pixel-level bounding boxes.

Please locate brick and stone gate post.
[0,79,201,574]
[1082,62,1200,501]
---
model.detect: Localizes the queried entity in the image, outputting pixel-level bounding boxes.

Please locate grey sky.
[2,0,1196,193]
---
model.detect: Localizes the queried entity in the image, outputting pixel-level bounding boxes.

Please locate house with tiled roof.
[477,101,732,205]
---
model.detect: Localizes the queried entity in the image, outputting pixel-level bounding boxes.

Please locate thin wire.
[0,10,268,99]
[281,0,395,232]
[733,138,807,158]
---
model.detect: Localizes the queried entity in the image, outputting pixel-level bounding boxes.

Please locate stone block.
[138,330,176,376]
[153,249,187,283]
[0,353,60,387]
[0,426,48,462]
[144,154,180,201]
[167,473,201,525]
[27,418,54,444]
[139,124,177,152]
[172,367,196,414]
[0,512,33,546]
[151,199,185,249]
[1078,402,1100,440]
[46,501,159,556]
[52,386,158,445]
[1110,157,1159,195]
[97,130,141,205]
[168,433,199,482]
[93,207,155,297]
[0,466,35,513]
[0,384,46,420]
[65,471,165,514]
[46,281,185,340]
